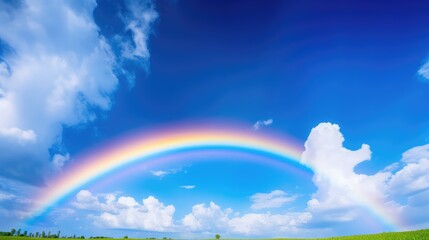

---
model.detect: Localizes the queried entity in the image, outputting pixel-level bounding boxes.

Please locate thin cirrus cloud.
[250,190,297,210]
[180,185,195,190]
[151,168,181,178]
[0,0,157,185]
[253,119,273,130]
[418,59,429,80]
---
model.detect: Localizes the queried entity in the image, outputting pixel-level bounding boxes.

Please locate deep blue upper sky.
[65,0,429,170]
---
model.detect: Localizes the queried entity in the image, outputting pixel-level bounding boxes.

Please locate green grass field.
[2,229,429,240]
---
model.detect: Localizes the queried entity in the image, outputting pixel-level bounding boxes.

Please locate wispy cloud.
[250,190,297,210]
[418,60,429,81]
[180,185,195,190]
[253,119,273,130]
[151,168,181,178]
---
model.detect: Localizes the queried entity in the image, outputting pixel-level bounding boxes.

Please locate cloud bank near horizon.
[61,122,429,237]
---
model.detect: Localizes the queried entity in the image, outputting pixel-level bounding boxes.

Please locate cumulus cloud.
[180,185,195,189]
[301,122,429,229]
[229,212,311,236]
[0,0,157,184]
[74,190,176,232]
[250,190,296,210]
[301,123,397,224]
[253,119,273,130]
[72,190,310,236]
[182,202,232,232]
[182,201,311,236]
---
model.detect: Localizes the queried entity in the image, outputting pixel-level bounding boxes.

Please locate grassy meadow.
[1,229,429,240]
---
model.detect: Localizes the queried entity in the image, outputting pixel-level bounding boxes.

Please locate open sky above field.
[1,0,429,238]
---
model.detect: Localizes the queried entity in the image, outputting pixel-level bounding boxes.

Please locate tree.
[10,229,16,236]
[124,236,128,239]
[42,231,46,238]
[17,229,21,236]
[215,234,220,240]
[24,230,28,237]
[36,232,40,238]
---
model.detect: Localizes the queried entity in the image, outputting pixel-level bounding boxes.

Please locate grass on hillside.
[1,229,429,240]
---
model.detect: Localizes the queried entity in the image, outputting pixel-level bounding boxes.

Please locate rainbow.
[30,125,307,218]
[29,124,404,231]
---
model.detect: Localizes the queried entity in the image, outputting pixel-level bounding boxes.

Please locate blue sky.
[1,0,429,238]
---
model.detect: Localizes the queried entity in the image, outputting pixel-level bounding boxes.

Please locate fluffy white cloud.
[250,190,296,210]
[301,122,429,229]
[253,119,273,130]
[229,212,311,236]
[388,157,429,195]
[74,190,176,232]
[302,123,390,217]
[182,202,231,232]
[182,201,310,236]
[0,0,157,184]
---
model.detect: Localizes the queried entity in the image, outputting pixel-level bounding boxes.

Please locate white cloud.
[182,202,231,232]
[386,144,429,197]
[301,123,397,223]
[301,122,429,230]
[253,119,273,130]
[250,190,296,210]
[120,0,158,61]
[182,201,311,236]
[229,212,311,236]
[0,0,157,184]
[152,170,168,177]
[180,185,195,190]
[0,192,15,201]
[388,158,429,195]
[74,190,176,232]
[418,60,429,80]
[73,190,311,236]
[0,127,36,143]
[152,168,181,177]
[401,144,429,163]
[52,153,70,169]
